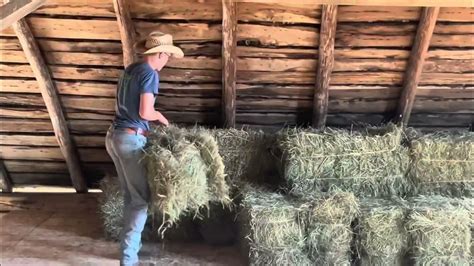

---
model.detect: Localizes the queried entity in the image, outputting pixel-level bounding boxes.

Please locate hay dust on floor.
[0,193,243,266]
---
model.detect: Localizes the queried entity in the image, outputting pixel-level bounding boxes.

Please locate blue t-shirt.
[113,62,159,131]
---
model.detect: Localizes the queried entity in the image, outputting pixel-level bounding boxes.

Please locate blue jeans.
[105,127,149,266]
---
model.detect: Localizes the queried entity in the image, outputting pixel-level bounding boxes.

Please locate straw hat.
[134,31,184,58]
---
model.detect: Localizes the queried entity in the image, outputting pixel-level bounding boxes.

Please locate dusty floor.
[0,193,244,266]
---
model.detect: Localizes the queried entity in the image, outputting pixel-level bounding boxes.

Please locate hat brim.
[134,39,184,58]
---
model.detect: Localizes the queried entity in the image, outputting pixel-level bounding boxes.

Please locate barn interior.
[0,0,472,265]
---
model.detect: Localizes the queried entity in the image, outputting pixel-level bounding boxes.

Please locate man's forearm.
[143,110,168,125]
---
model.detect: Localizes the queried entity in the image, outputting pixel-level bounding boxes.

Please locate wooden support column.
[312,4,338,128]
[112,0,136,67]
[0,160,13,193]
[221,0,237,128]
[395,7,440,126]
[10,19,88,193]
[0,0,45,31]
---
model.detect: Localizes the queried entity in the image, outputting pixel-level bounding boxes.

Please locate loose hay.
[302,191,359,266]
[98,175,124,240]
[238,185,310,265]
[407,196,473,266]
[144,125,231,230]
[98,174,200,242]
[278,124,411,197]
[409,131,474,197]
[356,198,409,266]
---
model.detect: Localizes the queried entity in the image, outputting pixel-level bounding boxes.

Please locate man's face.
[154,53,170,71]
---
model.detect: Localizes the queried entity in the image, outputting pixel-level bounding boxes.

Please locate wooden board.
[0,134,105,147]
[3,50,472,73]
[1,17,222,41]
[0,79,116,97]
[0,146,111,162]
[30,2,474,22]
[0,119,110,134]
[4,160,114,174]
[236,85,474,99]
[34,0,222,20]
[236,97,474,113]
[0,64,221,82]
[0,79,223,97]
[0,38,222,57]
[235,112,473,127]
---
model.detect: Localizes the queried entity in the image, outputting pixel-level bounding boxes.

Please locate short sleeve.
[139,70,159,95]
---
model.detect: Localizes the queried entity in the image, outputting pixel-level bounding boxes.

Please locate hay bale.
[303,191,359,265]
[212,128,278,185]
[238,185,310,265]
[278,124,411,197]
[144,125,231,229]
[356,198,409,266]
[407,196,473,266]
[409,131,474,197]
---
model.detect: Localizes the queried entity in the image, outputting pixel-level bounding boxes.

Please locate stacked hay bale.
[238,186,311,265]
[356,198,409,266]
[407,196,473,265]
[144,126,232,232]
[302,192,359,265]
[212,128,278,185]
[409,131,473,197]
[278,124,411,198]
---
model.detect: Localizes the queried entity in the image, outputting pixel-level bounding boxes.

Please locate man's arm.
[139,93,169,126]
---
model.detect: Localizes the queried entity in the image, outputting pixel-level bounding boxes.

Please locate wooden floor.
[0,193,243,266]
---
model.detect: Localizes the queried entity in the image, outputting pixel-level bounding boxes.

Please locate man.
[105,31,184,266]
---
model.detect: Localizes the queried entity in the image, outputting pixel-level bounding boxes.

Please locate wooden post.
[312,5,338,128]
[0,0,45,31]
[395,7,440,126]
[0,160,13,193]
[221,0,237,128]
[112,0,136,67]
[11,19,88,193]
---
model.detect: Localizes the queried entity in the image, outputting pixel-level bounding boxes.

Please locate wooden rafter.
[112,0,136,67]
[222,0,237,128]
[0,0,45,31]
[395,7,440,126]
[312,4,338,128]
[10,17,88,192]
[0,160,13,193]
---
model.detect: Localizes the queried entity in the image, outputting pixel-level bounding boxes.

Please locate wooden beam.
[312,5,338,128]
[221,0,237,128]
[0,0,45,31]
[0,160,13,193]
[112,0,136,67]
[395,7,440,126]
[9,17,88,192]
[234,0,472,8]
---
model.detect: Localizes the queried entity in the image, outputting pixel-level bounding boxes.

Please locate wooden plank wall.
[0,1,473,187]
